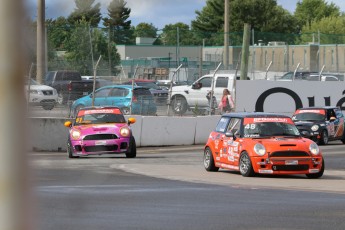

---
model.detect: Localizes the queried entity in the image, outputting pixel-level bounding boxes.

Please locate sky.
[27,0,345,29]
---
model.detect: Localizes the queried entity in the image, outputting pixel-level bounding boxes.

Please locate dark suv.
[122,79,168,105]
[292,106,345,145]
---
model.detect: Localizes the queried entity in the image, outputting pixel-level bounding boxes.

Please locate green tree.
[68,0,101,27]
[64,20,94,74]
[134,22,158,38]
[300,16,345,44]
[46,17,71,50]
[294,0,340,30]
[160,23,200,45]
[46,17,72,70]
[191,0,298,45]
[103,0,133,45]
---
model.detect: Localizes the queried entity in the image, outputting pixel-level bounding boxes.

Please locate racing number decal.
[226,140,239,162]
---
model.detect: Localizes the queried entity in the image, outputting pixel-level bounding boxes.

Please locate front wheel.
[203,147,219,172]
[67,138,78,159]
[171,96,188,115]
[239,152,255,177]
[306,158,324,179]
[319,130,328,145]
[126,136,136,158]
[42,103,55,110]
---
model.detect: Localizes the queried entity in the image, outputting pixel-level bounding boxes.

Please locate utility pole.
[0,1,29,229]
[240,23,251,80]
[37,0,46,83]
[223,0,229,70]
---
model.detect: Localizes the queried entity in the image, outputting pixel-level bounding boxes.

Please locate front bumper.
[252,156,323,175]
[70,138,130,156]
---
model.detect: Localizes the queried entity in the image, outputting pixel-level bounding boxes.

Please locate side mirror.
[300,130,310,137]
[128,117,136,125]
[192,82,202,89]
[225,131,236,140]
[64,121,72,127]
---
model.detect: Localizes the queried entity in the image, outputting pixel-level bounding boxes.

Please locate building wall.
[117,44,345,73]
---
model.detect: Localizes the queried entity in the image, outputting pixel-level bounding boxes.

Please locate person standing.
[219,89,235,114]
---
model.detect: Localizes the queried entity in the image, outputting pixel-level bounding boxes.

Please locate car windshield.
[244,122,300,137]
[75,109,126,125]
[29,79,39,85]
[292,112,325,121]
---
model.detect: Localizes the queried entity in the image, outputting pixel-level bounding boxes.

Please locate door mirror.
[192,82,202,89]
[300,130,310,137]
[64,121,72,127]
[225,131,237,140]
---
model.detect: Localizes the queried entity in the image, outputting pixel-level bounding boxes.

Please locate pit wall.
[28,115,220,152]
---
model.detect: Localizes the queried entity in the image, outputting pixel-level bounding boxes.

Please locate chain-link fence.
[28,26,345,117]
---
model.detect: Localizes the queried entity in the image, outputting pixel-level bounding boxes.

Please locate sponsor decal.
[295,109,325,115]
[78,108,121,116]
[244,117,293,125]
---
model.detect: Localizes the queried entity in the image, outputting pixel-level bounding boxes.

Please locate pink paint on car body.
[64,106,137,158]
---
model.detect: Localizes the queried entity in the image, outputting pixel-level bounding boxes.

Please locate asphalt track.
[110,144,345,194]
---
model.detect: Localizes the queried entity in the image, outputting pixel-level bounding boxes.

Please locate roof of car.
[80,106,122,111]
[124,79,155,83]
[221,112,291,119]
[96,84,149,90]
[297,106,339,110]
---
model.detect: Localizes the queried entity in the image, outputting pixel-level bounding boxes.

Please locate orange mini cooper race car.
[204,112,324,178]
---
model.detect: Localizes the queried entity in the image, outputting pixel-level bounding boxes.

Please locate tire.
[121,107,131,115]
[239,152,255,177]
[171,96,188,115]
[126,136,137,158]
[67,138,78,159]
[203,147,219,172]
[306,158,324,179]
[319,129,328,145]
[42,104,55,110]
[341,131,345,144]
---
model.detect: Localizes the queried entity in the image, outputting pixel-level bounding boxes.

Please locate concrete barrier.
[28,115,220,152]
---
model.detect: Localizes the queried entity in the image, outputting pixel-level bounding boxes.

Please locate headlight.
[71,130,81,140]
[309,142,320,155]
[254,143,266,156]
[53,88,57,95]
[120,127,130,137]
[311,125,319,131]
[30,90,39,94]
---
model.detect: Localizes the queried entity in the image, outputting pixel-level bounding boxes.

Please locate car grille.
[295,125,310,131]
[270,151,310,157]
[42,90,54,95]
[272,165,309,171]
[84,145,118,152]
[83,134,118,140]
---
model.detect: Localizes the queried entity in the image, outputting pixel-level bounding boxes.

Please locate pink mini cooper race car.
[64,106,136,158]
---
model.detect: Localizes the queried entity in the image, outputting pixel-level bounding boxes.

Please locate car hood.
[149,89,169,94]
[25,84,55,91]
[71,123,128,136]
[251,136,311,152]
[294,121,324,127]
[171,85,190,92]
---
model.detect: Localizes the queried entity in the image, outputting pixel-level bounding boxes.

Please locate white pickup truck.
[169,74,236,115]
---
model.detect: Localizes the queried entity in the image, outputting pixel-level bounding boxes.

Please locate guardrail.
[28,115,220,152]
